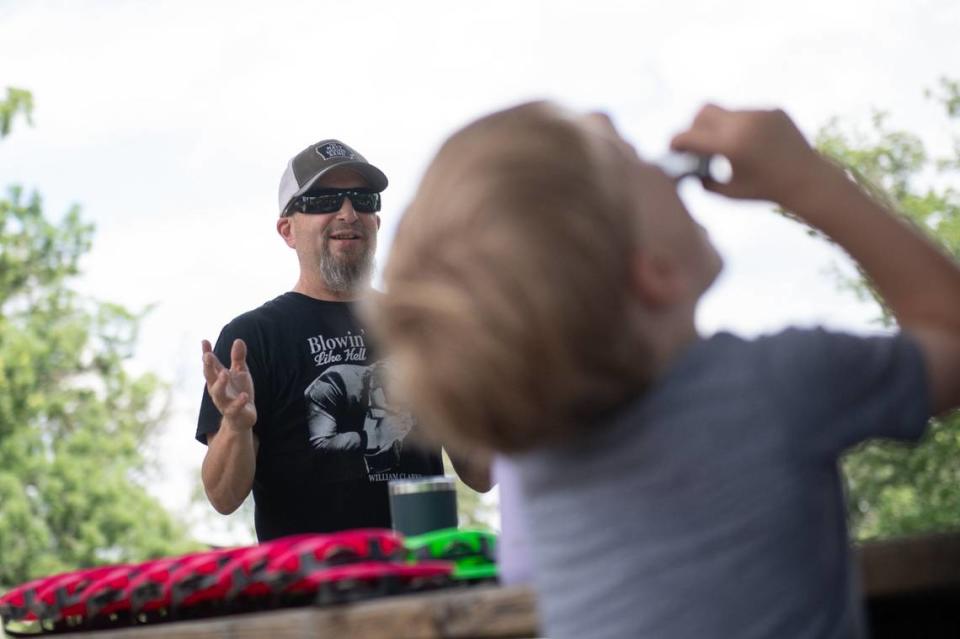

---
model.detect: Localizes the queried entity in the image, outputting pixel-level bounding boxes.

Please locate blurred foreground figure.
[374,102,960,638]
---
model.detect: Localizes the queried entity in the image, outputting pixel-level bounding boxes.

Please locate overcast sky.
[2,0,958,544]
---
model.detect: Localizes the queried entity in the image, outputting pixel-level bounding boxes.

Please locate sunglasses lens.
[349,192,380,213]
[299,194,345,214]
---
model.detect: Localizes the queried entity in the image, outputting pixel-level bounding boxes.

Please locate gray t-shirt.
[515,328,930,639]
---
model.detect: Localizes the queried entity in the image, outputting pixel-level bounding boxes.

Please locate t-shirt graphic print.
[304,362,416,478]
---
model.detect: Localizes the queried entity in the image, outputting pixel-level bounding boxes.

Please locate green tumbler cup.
[388,476,458,537]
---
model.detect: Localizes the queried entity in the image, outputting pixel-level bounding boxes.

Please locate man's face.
[285,167,381,292]
[575,111,723,301]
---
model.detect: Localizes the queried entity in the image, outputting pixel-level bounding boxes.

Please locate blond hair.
[374,101,653,453]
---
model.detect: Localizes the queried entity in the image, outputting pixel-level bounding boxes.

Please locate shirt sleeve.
[304,372,344,439]
[756,328,932,457]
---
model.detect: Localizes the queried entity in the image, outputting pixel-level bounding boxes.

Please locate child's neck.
[645,306,701,378]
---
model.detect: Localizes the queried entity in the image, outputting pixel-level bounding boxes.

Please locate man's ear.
[277,216,296,248]
[630,252,684,309]
[376,214,381,230]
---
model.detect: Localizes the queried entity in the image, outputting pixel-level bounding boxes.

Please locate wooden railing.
[859,531,960,638]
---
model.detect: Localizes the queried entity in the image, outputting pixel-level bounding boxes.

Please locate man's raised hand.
[202,338,257,431]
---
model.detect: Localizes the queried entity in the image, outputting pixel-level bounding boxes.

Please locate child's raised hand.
[670,105,828,207]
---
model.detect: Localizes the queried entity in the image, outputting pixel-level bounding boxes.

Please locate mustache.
[325,223,368,239]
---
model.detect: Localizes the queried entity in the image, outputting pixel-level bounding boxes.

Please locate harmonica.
[652,152,732,183]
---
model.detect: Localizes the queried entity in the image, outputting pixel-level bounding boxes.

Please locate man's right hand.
[202,338,257,432]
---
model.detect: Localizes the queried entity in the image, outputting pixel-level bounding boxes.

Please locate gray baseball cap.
[277,139,388,215]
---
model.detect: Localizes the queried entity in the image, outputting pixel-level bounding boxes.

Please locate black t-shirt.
[197,292,444,541]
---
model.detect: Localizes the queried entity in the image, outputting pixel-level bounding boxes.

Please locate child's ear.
[277,216,296,248]
[630,252,684,308]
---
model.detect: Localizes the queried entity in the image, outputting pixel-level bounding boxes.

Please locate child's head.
[376,101,721,452]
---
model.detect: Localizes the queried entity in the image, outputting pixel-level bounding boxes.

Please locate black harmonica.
[653,152,731,183]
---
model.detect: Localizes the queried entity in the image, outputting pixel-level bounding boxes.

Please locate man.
[197,139,489,541]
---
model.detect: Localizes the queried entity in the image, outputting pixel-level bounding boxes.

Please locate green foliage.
[0,89,200,589]
[814,77,960,540]
[0,87,33,139]
[442,452,497,529]
[455,480,497,530]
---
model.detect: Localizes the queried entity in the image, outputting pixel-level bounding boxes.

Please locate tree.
[813,78,960,540]
[0,88,32,138]
[441,453,498,529]
[0,88,200,589]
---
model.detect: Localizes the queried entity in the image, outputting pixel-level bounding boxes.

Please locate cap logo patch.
[316,142,356,161]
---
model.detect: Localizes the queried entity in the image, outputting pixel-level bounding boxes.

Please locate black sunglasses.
[288,189,381,216]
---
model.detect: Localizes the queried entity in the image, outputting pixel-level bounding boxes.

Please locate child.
[372,102,960,638]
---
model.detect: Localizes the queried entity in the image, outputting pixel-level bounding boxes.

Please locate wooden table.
[34,585,539,639]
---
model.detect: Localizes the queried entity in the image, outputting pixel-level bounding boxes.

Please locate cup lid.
[388,476,456,495]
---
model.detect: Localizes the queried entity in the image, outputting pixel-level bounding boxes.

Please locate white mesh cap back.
[277,158,299,215]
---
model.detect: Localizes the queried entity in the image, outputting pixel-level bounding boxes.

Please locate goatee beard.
[319,243,376,293]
